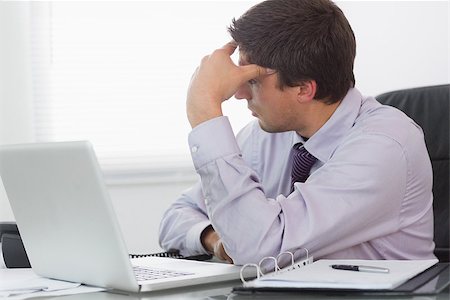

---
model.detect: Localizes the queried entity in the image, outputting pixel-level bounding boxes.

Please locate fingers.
[216,42,276,83]
[217,243,232,263]
[240,64,277,83]
[241,64,266,80]
[219,41,238,56]
[214,240,234,264]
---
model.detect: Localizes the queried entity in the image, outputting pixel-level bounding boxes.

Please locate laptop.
[0,141,252,292]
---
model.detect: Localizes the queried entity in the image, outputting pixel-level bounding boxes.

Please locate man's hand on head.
[186,42,268,128]
[200,225,233,263]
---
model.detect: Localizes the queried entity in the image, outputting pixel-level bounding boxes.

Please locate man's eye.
[248,79,258,85]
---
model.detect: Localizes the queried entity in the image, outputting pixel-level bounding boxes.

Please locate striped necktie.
[291,143,317,191]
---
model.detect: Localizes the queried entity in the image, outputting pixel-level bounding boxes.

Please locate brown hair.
[228,0,356,104]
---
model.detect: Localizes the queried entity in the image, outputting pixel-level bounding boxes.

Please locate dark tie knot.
[291,144,317,190]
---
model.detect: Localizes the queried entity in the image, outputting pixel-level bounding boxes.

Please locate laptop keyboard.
[133,266,194,281]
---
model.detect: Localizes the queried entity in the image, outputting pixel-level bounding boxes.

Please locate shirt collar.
[291,88,363,163]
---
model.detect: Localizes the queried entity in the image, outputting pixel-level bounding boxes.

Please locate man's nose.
[234,84,252,101]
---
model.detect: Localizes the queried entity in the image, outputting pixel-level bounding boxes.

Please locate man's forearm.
[158,185,212,256]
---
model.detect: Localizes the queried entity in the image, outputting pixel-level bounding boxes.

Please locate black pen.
[331,264,390,273]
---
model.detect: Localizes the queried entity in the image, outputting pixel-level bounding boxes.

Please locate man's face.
[235,53,301,133]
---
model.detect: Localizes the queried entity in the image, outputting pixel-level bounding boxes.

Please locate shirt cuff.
[185,220,212,255]
[188,116,241,170]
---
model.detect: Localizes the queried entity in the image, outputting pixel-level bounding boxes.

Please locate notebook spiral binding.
[240,248,313,284]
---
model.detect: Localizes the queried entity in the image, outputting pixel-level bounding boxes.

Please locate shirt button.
[191,146,199,153]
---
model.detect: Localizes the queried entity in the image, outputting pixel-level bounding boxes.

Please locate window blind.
[30,1,256,175]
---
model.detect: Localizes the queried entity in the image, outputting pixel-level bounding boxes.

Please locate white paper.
[0,269,105,299]
[1,286,106,300]
[246,259,438,290]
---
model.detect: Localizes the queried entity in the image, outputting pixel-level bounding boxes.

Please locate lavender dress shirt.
[159,88,435,265]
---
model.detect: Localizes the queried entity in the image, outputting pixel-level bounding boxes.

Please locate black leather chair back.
[376,85,449,262]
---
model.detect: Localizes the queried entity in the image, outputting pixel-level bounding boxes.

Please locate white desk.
[1,275,448,299]
[25,284,450,300]
[1,251,448,300]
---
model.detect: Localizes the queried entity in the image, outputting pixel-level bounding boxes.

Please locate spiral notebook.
[238,248,314,285]
[234,256,448,296]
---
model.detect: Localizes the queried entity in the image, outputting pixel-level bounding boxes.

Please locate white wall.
[340,1,449,95]
[108,180,196,253]
[0,2,34,222]
[0,1,448,253]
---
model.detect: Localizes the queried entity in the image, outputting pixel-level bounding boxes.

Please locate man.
[159,0,435,265]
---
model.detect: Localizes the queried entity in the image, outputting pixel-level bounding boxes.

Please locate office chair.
[376,85,450,262]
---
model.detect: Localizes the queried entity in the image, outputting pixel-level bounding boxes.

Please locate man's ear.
[296,80,317,103]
